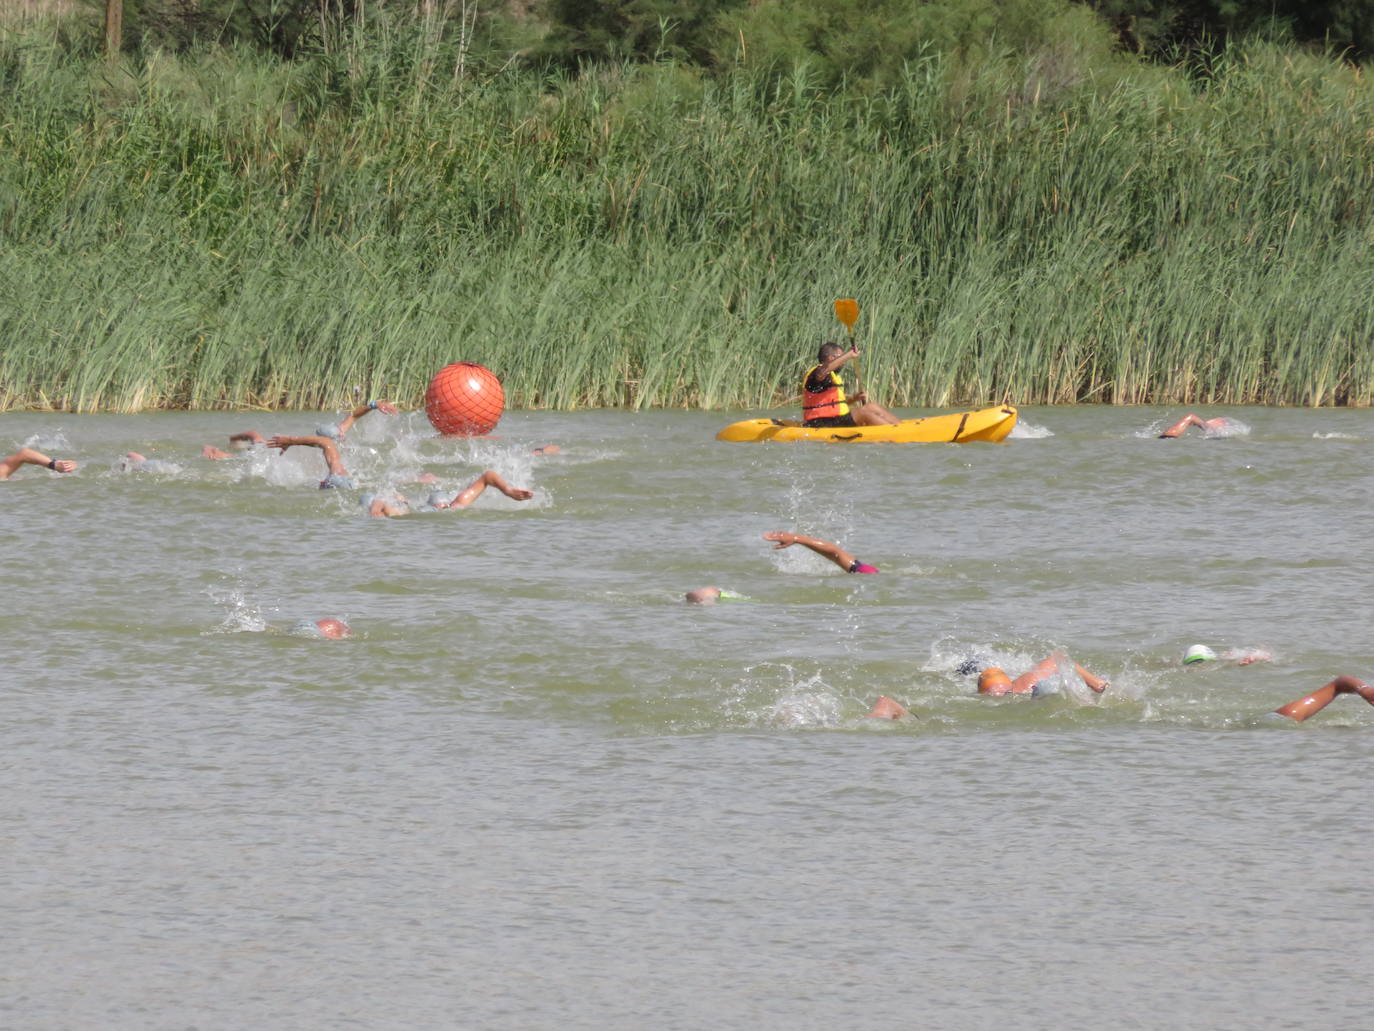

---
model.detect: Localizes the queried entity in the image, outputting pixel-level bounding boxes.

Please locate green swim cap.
[716,590,754,604]
[1183,644,1217,664]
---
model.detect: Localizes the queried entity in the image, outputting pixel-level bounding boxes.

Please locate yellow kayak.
[716,405,1018,443]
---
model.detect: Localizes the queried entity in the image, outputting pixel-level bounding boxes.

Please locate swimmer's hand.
[372,400,399,415]
[266,436,293,451]
[763,531,796,550]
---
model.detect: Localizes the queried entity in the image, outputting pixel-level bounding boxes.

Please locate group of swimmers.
[6,388,1367,723]
[683,531,1374,724]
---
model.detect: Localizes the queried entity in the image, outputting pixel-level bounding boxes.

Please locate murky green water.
[4,405,1371,1029]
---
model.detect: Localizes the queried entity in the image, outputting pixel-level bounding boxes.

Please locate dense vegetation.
[1,0,1371,411]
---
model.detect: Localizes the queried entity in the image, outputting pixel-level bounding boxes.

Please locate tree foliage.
[1078,0,1374,59]
[533,0,744,65]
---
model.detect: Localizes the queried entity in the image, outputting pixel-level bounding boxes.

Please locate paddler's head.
[977,667,1014,695]
[818,342,844,363]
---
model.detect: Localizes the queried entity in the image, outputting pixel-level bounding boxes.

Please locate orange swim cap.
[977,667,1013,694]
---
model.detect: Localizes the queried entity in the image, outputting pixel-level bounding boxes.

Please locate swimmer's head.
[315,423,343,440]
[955,654,992,676]
[288,618,351,638]
[426,491,450,510]
[685,587,723,605]
[977,667,1014,694]
[1182,644,1218,665]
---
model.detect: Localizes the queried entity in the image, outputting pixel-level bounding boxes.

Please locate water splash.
[203,581,272,634]
[1010,420,1053,439]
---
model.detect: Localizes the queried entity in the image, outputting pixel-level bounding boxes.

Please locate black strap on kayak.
[830,432,863,441]
[951,412,970,441]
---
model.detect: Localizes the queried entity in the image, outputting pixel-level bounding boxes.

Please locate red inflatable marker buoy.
[425,362,505,436]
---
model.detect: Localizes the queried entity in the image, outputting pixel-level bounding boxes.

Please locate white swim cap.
[1183,644,1218,665]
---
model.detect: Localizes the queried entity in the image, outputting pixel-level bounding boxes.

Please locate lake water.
[4,405,1371,1030]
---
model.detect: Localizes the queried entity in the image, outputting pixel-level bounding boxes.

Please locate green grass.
[1,28,1372,411]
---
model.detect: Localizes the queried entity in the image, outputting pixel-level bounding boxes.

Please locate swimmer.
[762,531,878,574]
[290,618,353,639]
[684,587,753,605]
[866,650,1109,719]
[532,445,560,455]
[1158,413,1235,438]
[266,434,355,489]
[365,470,534,517]
[866,696,915,719]
[0,447,77,479]
[315,399,399,440]
[1273,676,1374,722]
[1182,643,1273,667]
[118,451,180,473]
[970,651,1110,696]
[201,431,267,459]
[206,400,399,457]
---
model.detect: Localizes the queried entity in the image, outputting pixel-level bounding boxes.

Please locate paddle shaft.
[833,298,861,402]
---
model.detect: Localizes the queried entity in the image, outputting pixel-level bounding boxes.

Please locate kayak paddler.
[801,342,900,428]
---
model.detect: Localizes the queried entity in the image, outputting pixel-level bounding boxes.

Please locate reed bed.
[1,28,1372,411]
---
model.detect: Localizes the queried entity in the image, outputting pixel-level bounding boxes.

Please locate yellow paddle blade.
[833,298,859,330]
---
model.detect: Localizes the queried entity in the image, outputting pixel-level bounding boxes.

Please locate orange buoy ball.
[424,362,505,436]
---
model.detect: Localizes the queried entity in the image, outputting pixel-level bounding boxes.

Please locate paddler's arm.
[1273,676,1374,722]
[814,346,859,381]
[762,531,857,572]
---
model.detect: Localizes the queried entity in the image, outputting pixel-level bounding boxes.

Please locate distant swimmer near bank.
[1158,413,1241,438]
[203,400,400,459]
[763,531,879,574]
[0,447,77,479]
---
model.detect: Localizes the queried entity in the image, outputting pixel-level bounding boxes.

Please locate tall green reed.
[1,29,1371,412]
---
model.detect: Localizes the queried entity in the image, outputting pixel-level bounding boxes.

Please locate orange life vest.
[802,366,850,421]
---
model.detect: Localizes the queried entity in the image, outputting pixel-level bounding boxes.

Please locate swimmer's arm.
[1158,414,1205,438]
[369,498,408,518]
[762,532,856,572]
[266,435,346,474]
[1225,648,1273,666]
[336,399,398,437]
[267,434,333,451]
[0,448,77,478]
[1273,676,1373,722]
